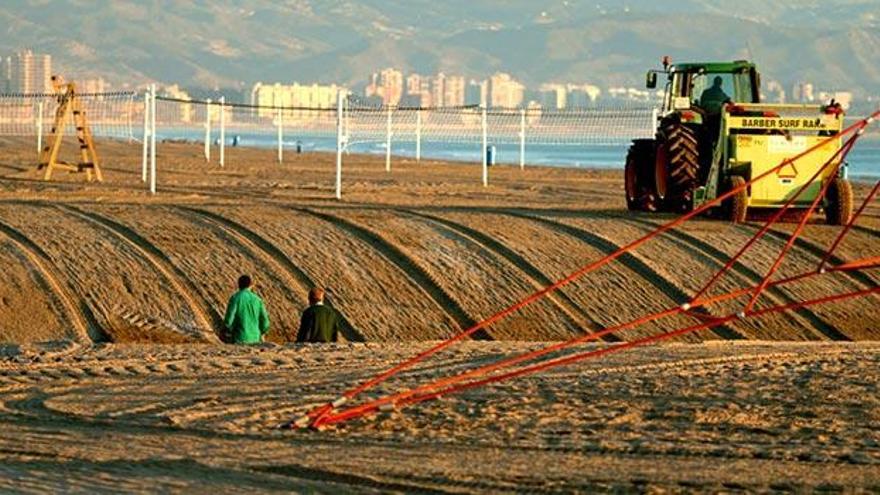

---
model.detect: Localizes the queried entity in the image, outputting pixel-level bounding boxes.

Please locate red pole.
[375,287,880,423]
[293,111,879,429]
[315,268,876,427]
[818,180,880,272]
[744,132,862,312]
[690,126,863,305]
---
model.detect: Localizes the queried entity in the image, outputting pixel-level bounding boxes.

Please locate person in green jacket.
[296,287,343,343]
[223,274,270,344]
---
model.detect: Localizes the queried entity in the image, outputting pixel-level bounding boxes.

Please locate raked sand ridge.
[0,137,877,491]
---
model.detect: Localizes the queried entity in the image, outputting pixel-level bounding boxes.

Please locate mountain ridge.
[1,0,877,95]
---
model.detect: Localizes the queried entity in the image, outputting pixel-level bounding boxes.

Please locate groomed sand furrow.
[177,206,365,342]
[87,205,308,342]
[401,209,618,342]
[730,224,879,339]
[298,208,492,340]
[764,226,877,289]
[104,305,206,344]
[179,206,317,291]
[512,212,745,341]
[0,219,96,342]
[55,205,220,343]
[0,239,74,344]
[617,216,875,340]
[0,339,878,491]
[622,217,846,341]
[333,208,582,340]
[208,206,455,342]
[419,209,680,341]
[851,225,879,239]
[156,207,308,342]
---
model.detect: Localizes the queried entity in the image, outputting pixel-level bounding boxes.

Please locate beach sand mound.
[0,341,877,491]
[0,137,876,344]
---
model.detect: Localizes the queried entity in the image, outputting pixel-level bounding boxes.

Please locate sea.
[156,130,880,180]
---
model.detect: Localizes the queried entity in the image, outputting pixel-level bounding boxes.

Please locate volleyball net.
[0,91,138,141]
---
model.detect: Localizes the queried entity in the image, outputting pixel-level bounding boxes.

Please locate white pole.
[204,98,212,162]
[149,84,157,195]
[481,106,488,187]
[385,106,392,173]
[519,108,526,170]
[219,96,226,167]
[415,109,422,163]
[335,90,343,200]
[651,107,659,137]
[141,91,150,182]
[36,101,43,157]
[277,106,283,164]
[127,94,135,143]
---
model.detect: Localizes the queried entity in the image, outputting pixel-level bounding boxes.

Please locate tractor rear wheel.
[824,177,853,225]
[722,175,748,223]
[655,119,700,212]
[624,140,658,211]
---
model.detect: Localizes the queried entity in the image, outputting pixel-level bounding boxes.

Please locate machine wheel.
[824,177,853,225]
[722,175,748,223]
[655,119,700,212]
[624,140,658,211]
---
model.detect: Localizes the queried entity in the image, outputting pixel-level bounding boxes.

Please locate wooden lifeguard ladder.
[37,76,102,182]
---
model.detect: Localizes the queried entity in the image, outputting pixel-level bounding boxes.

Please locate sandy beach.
[0,137,878,491]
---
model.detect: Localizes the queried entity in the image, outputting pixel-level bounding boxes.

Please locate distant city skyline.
[0,49,867,113]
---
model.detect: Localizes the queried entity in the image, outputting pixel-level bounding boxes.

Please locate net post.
[219,96,225,167]
[149,84,157,195]
[277,106,283,164]
[127,93,135,143]
[335,90,343,200]
[141,90,150,182]
[36,100,43,158]
[204,98,212,163]
[416,109,422,163]
[519,108,525,170]
[385,106,392,173]
[650,107,659,137]
[481,106,488,187]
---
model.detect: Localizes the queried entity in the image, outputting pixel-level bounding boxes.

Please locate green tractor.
[625,58,853,224]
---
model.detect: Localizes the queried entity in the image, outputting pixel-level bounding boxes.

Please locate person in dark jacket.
[223,274,270,344]
[699,76,730,115]
[296,287,343,343]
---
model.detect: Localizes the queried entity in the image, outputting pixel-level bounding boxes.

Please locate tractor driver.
[699,76,730,115]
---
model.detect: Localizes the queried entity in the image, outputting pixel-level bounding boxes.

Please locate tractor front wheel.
[824,177,853,225]
[625,140,658,211]
[722,175,748,223]
[654,120,700,212]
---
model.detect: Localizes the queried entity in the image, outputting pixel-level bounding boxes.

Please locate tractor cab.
[649,60,761,117]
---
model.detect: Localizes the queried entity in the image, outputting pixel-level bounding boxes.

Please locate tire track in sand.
[296,208,491,340]
[401,209,619,342]
[0,220,100,342]
[624,218,847,341]
[54,205,220,343]
[177,207,366,342]
[505,211,746,340]
[759,226,878,290]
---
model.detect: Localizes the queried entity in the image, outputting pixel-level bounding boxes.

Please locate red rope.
[689,125,864,306]
[818,180,880,272]
[291,110,880,429]
[339,286,880,425]
[836,256,880,270]
[744,131,863,312]
[314,266,876,426]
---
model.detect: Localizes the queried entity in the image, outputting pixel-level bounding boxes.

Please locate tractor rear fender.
[629,139,656,172]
